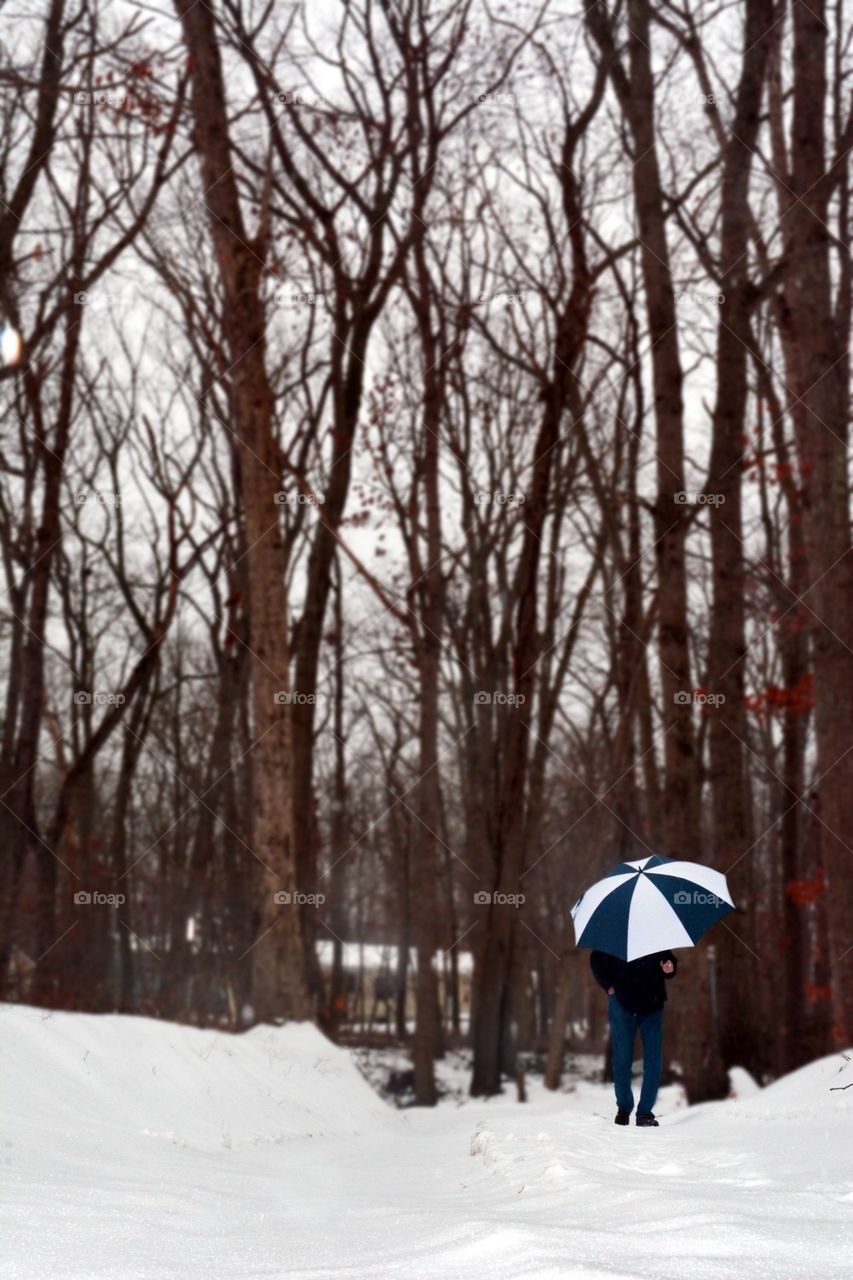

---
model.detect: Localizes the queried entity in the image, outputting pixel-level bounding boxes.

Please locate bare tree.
[174,0,310,1020]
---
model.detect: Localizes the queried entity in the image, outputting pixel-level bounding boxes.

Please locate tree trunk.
[707,0,773,1091]
[544,951,574,1091]
[587,0,700,854]
[785,0,853,1048]
[174,0,310,1022]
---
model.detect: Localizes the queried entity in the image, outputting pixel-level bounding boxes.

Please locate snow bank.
[733,1049,853,1119]
[2,1003,395,1155]
[703,1050,853,1122]
[727,1065,760,1098]
[3,1004,852,1280]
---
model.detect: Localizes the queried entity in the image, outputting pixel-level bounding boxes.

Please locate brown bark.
[466,89,598,1096]
[785,0,853,1046]
[325,564,348,1042]
[404,220,445,1105]
[587,0,700,854]
[174,0,310,1021]
[544,951,574,1091]
[470,305,591,1094]
[706,0,774,1092]
[753,358,821,1068]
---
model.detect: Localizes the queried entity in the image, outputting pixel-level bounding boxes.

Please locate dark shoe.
[636,1113,658,1127]
[615,1108,631,1126]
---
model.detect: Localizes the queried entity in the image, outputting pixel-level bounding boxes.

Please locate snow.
[3,1004,852,1279]
[314,939,474,974]
[726,1066,760,1099]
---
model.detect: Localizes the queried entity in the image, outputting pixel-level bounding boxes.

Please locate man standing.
[591,949,677,1126]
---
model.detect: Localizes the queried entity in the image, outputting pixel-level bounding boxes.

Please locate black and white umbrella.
[571,853,734,961]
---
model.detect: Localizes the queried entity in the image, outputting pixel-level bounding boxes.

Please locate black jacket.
[590,949,678,1015]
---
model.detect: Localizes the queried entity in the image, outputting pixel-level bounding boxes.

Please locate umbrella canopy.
[571,853,734,961]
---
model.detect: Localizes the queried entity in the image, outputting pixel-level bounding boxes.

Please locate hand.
[607,987,615,995]
[660,960,674,974]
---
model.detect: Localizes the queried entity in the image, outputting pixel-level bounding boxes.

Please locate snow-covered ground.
[3,1004,851,1279]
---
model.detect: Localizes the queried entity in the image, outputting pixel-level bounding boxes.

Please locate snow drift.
[3,1004,852,1280]
[2,1003,393,1155]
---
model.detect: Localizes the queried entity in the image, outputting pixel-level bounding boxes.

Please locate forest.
[1,0,851,1109]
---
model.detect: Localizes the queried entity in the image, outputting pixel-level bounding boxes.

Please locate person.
[590,949,678,1127]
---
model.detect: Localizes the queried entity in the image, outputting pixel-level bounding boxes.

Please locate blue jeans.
[609,997,663,1117]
